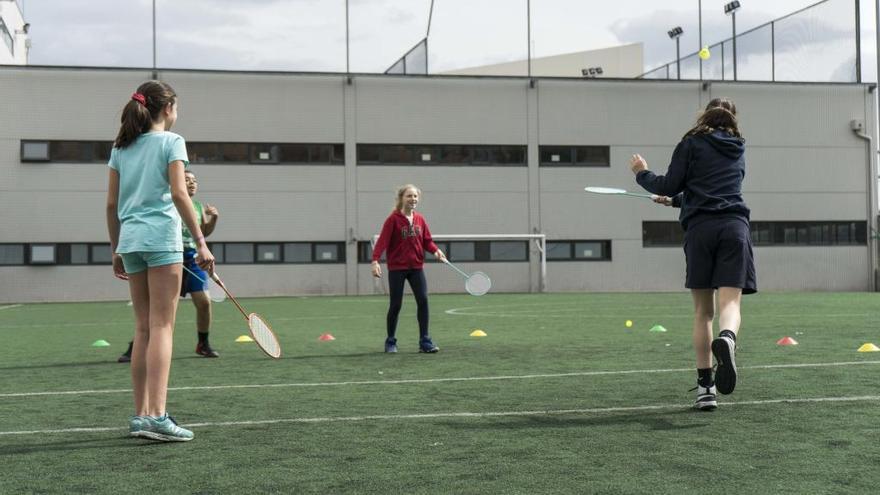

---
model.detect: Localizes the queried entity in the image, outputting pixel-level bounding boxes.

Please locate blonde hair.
[394,184,421,211]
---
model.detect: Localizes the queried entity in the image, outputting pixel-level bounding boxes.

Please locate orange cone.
[318,333,336,341]
[776,336,798,346]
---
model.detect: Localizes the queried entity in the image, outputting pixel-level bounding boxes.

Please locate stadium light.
[725,1,742,81]
[667,27,684,80]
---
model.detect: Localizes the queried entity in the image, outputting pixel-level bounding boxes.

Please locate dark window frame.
[643,221,868,247]
[546,240,613,261]
[357,144,527,167]
[540,145,610,167]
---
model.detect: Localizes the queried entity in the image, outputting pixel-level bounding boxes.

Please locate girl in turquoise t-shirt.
[106,80,214,442]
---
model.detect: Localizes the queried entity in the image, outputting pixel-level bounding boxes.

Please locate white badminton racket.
[182,265,226,303]
[584,186,657,200]
[443,260,491,296]
[209,272,282,359]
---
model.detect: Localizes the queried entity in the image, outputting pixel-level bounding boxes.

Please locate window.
[256,243,282,263]
[90,244,113,264]
[205,242,346,263]
[540,146,610,167]
[546,240,612,261]
[357,144,526,166]
[0,18,12,56]
[0,244,25,265]
[643,221,867,247]
[642,222,685,247]
[21,141,50,162]
[358,241,527,262]
[186,143,344,165]
[29,244,56,265]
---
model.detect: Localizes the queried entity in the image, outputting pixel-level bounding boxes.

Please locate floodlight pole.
[698,0,702,80]
[152,0,156,76]
[527,0,531,79]
[731,10,737,81]
[675,37,681,80]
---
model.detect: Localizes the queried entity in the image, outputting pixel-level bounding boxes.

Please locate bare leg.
[691,289,715,369]
[717,287,743,334]
[145,263,182,417]
[191,291,212,333]
[128,272,151,416]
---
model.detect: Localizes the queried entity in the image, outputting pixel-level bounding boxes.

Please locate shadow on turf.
[441,409,710,432]
[0,436,174,456]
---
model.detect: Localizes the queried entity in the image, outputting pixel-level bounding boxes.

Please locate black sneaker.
[691,383,717,411]
[384,338,398,353]
[419,339,439,353]
[196,342,220,358]
[712,335,737,394]
[117,341,133,363]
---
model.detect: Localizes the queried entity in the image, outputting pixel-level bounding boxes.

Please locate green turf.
[1,292,879,494]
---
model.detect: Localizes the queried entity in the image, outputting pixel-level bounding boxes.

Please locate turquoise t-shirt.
[108,131,190,253]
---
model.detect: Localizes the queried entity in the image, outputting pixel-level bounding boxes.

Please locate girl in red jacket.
[372,184,447,353]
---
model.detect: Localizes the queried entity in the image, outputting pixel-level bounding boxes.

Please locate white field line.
[0,304,22,311]
[3,360,879,399]
[2,395,879,437]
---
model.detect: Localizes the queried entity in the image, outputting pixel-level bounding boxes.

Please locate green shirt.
[182,200,204,250]
[108,131,189,253]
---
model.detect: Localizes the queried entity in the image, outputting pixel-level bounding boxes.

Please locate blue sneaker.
[419,339,439,353]
[129,415,146,437]
[140,414,194,442]
[384,338,398,353]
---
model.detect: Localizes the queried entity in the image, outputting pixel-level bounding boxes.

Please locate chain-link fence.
[641,0,861,82]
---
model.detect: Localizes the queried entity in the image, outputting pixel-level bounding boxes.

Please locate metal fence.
[640,0,861,82]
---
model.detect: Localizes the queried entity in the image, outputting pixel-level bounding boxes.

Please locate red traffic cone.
[776,336,798,346]
[318,333,336,341]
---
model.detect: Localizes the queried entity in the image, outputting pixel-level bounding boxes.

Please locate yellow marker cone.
[649,325,667,333]
[857,343,880,352]
[91,339,110,347]
[235,335,254,343]
[470,329,487,337]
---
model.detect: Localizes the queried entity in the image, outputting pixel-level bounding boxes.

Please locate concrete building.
[0,66,875,302]
[441,43,643,79]
[0,0,29,65]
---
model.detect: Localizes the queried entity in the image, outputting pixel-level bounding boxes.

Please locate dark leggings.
[387,269,429,341]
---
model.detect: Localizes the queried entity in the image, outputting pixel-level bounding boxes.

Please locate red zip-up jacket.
[372,210,439,271]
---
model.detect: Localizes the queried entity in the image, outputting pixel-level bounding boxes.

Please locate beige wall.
[0,67,875,302]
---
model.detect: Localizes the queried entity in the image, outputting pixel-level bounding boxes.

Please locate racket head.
[248,313,282,359]
[584,186,628,195]
[465,271,492,296]
[206,278,226,303]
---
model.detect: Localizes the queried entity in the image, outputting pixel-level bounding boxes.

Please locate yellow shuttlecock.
[698,46,711,60]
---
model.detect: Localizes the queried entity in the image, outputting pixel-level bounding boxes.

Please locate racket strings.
[466,272,492,296]
[248,314,282,358]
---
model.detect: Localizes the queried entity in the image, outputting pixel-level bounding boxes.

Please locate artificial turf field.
[1,292,879,494]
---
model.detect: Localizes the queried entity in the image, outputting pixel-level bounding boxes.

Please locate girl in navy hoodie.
[372,184,447,353]
[630,98,756,411]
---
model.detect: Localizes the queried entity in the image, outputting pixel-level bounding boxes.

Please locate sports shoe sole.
[694,396,718,411]
[712,336,737,395]
[419,347,439,353]
[138,431,193,442]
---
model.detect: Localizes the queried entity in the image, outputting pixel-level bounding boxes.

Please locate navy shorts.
[684,216,757,294]
[180,248,208,296]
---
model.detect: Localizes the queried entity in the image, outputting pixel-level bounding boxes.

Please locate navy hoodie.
[636,129,750,230]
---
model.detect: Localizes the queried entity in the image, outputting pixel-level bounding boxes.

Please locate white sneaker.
[692,384,717,411]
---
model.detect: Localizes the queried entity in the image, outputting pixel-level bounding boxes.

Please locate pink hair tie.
[131,93,146,106]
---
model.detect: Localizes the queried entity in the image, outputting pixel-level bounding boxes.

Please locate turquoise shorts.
[119,251,183,274]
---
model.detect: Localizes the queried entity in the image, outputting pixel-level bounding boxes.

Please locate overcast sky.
[16,0,878,80]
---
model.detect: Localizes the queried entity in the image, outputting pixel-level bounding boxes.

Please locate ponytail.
[114,81,177,149]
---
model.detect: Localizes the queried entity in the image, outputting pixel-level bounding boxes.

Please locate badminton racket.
[443,260,491,296]
[182,265,226,303]
[209,271,282,359]
[584,186,657,200]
